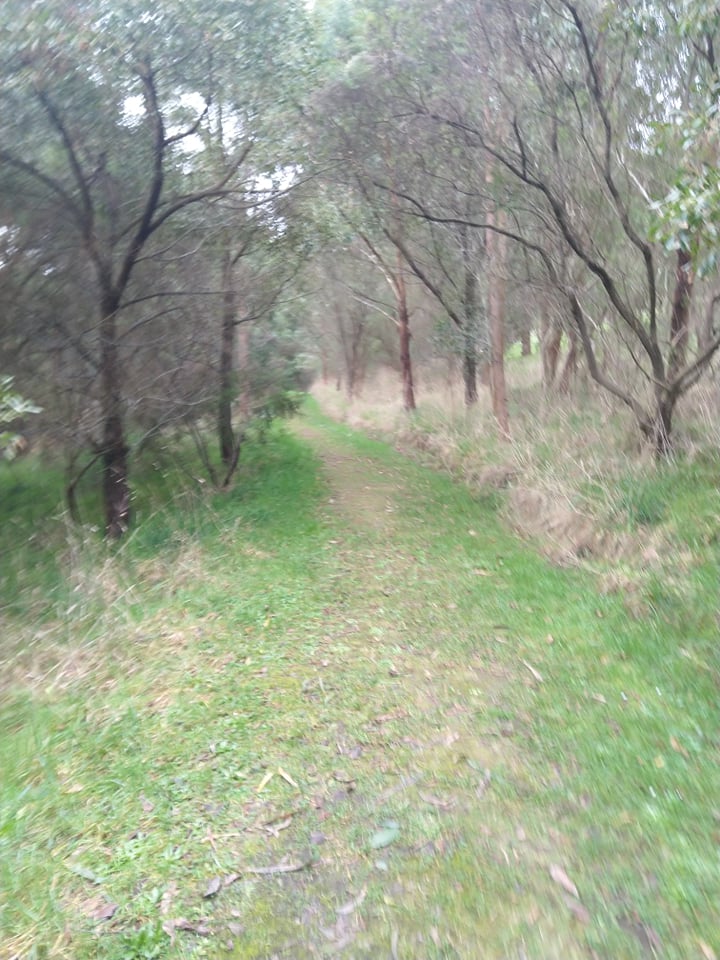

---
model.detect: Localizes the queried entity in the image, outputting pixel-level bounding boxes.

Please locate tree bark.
[396,249,416,411]
[100,299,130,538]
[520,328,532,356]
[237,320,251,419]
[462,334,478,405]
[219,251,236,468]
[699,290,720,352]
[668,248,693,382]
[645,249,694,457]
[645,394,676,459]
[347,316,365,400]
[461,222,479,405]
[541,310,563,389]
[486,210,509,437]
[559,327,579,394]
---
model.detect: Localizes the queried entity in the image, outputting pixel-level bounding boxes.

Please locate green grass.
[1,414,719,959]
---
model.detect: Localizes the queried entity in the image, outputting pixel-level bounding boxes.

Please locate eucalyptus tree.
[307,0,435,410]
[0,0,311,535]
[388,0,720,454]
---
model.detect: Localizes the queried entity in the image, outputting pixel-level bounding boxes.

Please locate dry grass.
[313,357,720,577]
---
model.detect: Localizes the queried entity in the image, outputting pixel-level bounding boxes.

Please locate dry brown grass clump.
[313,359,720,576]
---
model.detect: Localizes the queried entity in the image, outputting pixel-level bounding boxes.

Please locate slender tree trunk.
[396,250,416,411]
[647,392,676,459]
[237,320,251,419]
[461,225,479,405]
[100,297,130,539]
[219,251,236,468]
[462,335,478,405]
[647,249,694,458]
[486,211,510,437]
[668,248,693,382]
[520,328,532,356]
[542,321,563,389]
[559,327,579,394]
[346,317,365,400]
[699,289,720,352]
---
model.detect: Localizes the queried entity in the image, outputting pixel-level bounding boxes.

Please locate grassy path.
[2,412,718,959]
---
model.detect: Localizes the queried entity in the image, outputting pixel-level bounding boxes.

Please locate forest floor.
[1,408,719,959]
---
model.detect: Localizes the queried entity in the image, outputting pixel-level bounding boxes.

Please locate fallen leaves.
[369,821,400,850]
[332,770,356,785]
[202,876,222,899]
[564,895,591,925]
[419,791,456,811]
[80,897,118,921]
[371,709,409,725]
[198,848,317,908]
[163,917,211,940]
[522,660,544,683]
[549,865,593,925]
[549,863,579,898]
[337,886,367,916]
[256,766,301,793]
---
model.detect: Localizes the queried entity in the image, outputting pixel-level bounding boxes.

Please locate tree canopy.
[2,0,720,533]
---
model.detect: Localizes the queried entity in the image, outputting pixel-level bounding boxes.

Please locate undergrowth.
[312,364,720,621]
[1,412,719,959]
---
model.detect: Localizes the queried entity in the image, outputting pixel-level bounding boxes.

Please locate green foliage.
[647,7,720,269]
[650,157,720,268]
[252,389,305,433]
[615,476,668,526]
[0,376,40,460]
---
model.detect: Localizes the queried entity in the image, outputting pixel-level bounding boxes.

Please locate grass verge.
[1,413,719,959]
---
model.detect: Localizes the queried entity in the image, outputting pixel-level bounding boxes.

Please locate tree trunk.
[668,248,694,382]
[647,248,694,458]
[396,250,416,411]
[541,305,562,389]
[346,317,365,400]
[699,289,720,352]
[520,328,532,356]
[462,339,478,405]
[219,252,236,468]
[647,393,676,459]
[100,299,130,539]
[237,320,251,419]
[558,327,579,394]
[461,223,479,405]
[486,213,509,437]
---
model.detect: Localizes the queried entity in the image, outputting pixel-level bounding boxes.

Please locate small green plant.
[615,478,667,526]
[116,923,167,960]
[0,375,41,460]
